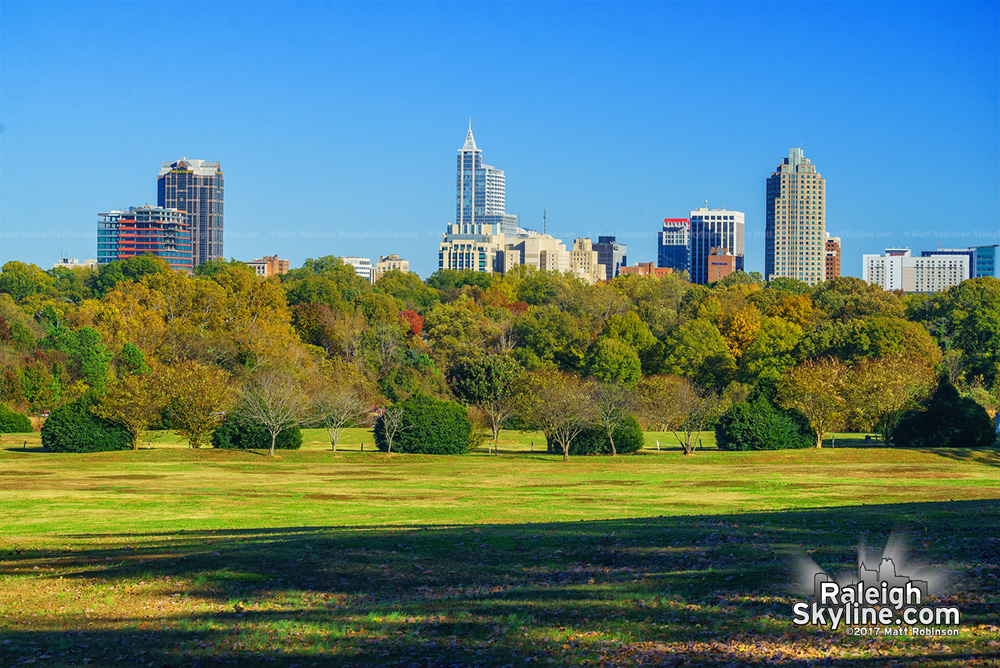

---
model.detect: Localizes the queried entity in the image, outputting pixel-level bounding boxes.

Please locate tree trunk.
[815,432,823,448]
[562,441,569,462]
[608,430,617,456]
[269,432,277,457]
[331,438,337,452]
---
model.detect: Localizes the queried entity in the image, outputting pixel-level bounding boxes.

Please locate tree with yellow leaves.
[163,360,236,448]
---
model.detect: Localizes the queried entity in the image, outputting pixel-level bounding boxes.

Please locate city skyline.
[1,2,997,278]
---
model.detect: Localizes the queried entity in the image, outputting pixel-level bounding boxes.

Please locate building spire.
[462,118,478,151]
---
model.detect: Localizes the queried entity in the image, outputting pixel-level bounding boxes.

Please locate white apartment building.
[340,256,375,284]
[862,248,969,293]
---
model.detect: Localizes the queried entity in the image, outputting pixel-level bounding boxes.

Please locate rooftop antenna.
[543,209,547,235]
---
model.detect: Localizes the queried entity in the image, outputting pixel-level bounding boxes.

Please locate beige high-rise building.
[504,234,569,273]
[765,148,826,285]
[568,238,607,284]
[375,254,410,280]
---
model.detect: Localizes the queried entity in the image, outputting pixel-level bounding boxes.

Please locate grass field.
[2,429,999,666]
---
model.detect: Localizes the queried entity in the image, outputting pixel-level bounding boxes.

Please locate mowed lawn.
[1,430,999,666]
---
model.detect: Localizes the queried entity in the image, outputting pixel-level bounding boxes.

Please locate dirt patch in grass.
[0,471,52,476]
[89,474,167,480]
[326,475,406,481]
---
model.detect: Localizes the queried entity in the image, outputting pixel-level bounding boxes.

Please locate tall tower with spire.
[456,121,519,236]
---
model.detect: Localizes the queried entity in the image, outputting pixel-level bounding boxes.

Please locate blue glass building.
[658,219,689,272]
[594,236,627,278]
[919,245,997,279]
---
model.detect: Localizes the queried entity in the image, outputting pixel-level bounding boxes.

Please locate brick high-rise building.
[158,158,224,267]
[707,247,737,283]
[825,233,841,280]
[766,148,826,285]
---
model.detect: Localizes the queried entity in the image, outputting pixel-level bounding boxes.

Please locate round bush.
[0,404,33,433]
[893,379,995,448]
[41,395,131,453]
[374,393,470,454]
[546,414,645,455]
[715,396,813,451]
[211,414,302,450]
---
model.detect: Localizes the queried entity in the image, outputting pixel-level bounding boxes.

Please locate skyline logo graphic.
[790,532,960,636]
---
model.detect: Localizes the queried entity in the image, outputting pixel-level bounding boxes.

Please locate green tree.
[661,318,736,388]
[811,276,905,321]
[893,377,995,448]
[512,304,590,372]
[583,338,642,387]
[375,269,440,312]
[448,354,525,453]
[740,316,803,383]
[92,255,171,296]
[0,261,55,303]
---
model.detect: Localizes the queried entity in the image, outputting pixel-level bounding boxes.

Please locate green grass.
[2,430,999,666]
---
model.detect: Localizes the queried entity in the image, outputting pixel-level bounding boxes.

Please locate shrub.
[715,395,814,451]
[545,414,645,455]
[893,378,995,448]
[41,395,131,453]
[211,414,302,450]
[374,393,470,454]
[0,403,33,433]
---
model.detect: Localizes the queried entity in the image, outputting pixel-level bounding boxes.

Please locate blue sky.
[1,1,998,278]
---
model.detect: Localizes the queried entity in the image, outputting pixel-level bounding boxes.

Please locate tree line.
[0,256,997,455]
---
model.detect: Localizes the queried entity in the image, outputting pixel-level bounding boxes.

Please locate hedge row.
[41,395,131,453]
[0,404,33,434]
[374,393,470,454]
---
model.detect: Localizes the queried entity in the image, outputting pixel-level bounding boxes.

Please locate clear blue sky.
[2,1,998,278]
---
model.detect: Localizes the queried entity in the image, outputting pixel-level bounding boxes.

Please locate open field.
[1,432,999,666]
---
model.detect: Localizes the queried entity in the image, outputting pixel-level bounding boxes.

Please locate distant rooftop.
[158,158,222,177]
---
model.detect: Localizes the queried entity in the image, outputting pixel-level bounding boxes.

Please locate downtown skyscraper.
[765,148,826,285]
[157,158,224,267]
[455,122,519,236]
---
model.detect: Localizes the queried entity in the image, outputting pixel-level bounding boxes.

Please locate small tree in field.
[311,383,372,452]
[778,357,847,448]
[164,360,235,448]
[448,354,525,455]
[377,405,406,455]
[92,370,167,450]
[237,367,310,457]
[845,355,936,445]
[590,381,636,456]
[528,370,598,461]
[637,374,718,455]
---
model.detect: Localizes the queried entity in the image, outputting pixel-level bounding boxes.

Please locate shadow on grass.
[2,500,998,666]
[925,446,1000,468]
